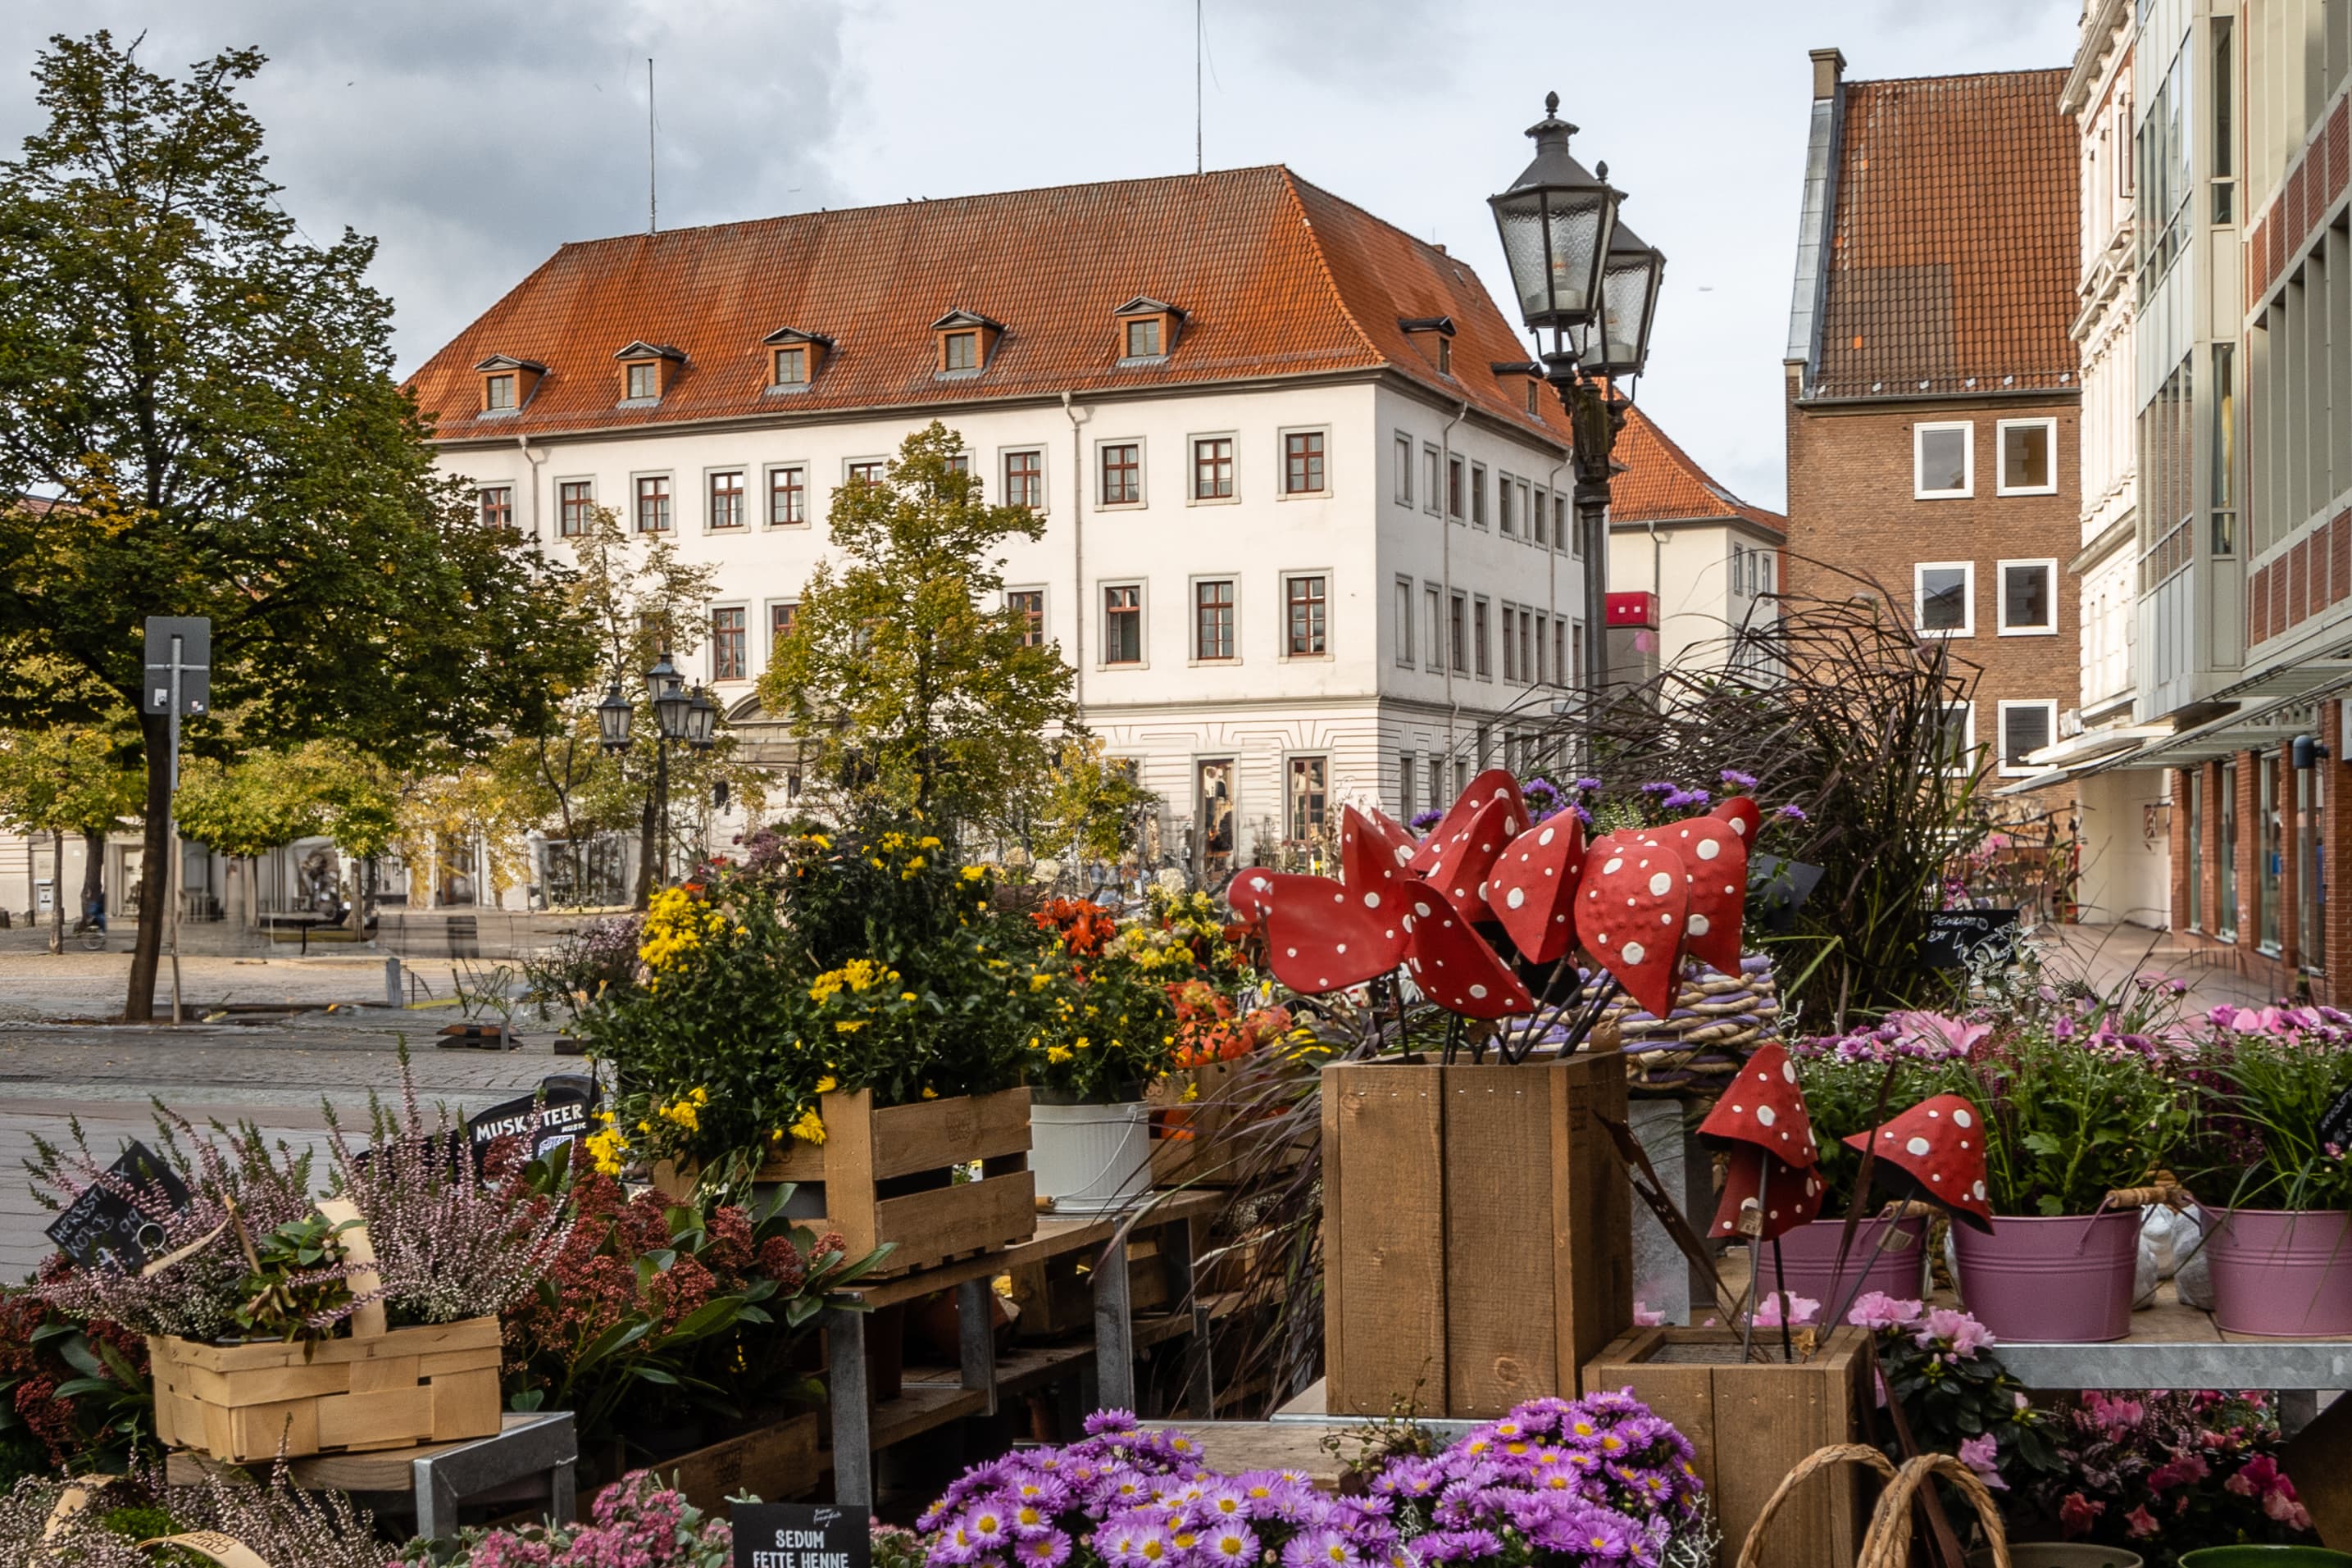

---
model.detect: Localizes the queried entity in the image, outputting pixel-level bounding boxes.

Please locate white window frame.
[707,601,751,684]
[1278,425,1332,499]
[1283,750,1333,843]
[1913,420,1975,499]
[1188,574,1241,665]
[702,466,748,534]
[1394,432,1415,507]
[998,444,1049,514]
[1940,700,1978,776]
[1280,570,1333,661]
[1994,417,2059,496]
[763,462,811,529]
[1913,560,1976,638]
[1094,436,1149,510]
[1187,431,1240,506]
[1394,574,1416,666]
[1995,699,2059,776]
[1995,557,2059,636]
[1099,579,1149,669]
[1425,583,1444,672]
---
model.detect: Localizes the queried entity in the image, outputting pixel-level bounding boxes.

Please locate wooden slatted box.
[657,1087,1035,1277]
[1322,1050,1631,1419]
[148,1316,503,1463]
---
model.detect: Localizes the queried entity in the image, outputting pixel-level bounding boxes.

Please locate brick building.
[1782,52,2084,814]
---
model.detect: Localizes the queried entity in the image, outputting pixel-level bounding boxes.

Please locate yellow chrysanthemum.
[790,1107,827,1144]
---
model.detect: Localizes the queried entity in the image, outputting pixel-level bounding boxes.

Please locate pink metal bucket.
[1771,1216,1930,1307]
[1953,1210,2140,1342]
[2206,1210,2352,1337]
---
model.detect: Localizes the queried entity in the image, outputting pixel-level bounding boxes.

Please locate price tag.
[733,1503,869,1568]
[44,1140,192,1272]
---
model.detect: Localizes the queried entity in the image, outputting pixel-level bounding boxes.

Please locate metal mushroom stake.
[1697,1040,1825,1360]
[1845,1094,1995,1233]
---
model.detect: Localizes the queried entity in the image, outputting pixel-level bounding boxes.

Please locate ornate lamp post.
[595,652,722,894]
[1490,92,1666,709]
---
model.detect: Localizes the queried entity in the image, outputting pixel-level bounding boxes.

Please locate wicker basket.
[1736,1443,2011,1568]
[1599,955,1781,1096]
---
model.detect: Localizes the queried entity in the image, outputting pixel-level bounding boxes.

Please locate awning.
[1990,724,2171,797]
[2079,684,2349,776]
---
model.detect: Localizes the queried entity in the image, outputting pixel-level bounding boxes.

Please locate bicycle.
[75,923,107,952]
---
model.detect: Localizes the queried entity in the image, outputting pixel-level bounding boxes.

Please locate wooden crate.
[659,1411,821,1513]
[1006,1232,1176,1338]
[1150,1063,1309,1188]
[1582,1326,1869,1568]
[148,1316,503,1463]
[1322,1052,1631,1419]
[656,1088,1035,1278]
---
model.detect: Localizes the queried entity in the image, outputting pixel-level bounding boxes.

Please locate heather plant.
[0,1468,380,1568]
[321,1062,571,1327]
[2018,1389,2314,1556]
[390,1468,730,1568]
[2185,1007,2352,1211]
[30,1107,322,1339]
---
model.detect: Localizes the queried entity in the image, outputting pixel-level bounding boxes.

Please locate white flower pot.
[1030,1099,1154,1214]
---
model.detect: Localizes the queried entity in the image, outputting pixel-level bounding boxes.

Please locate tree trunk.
[49,828,64,955]
[80,829,104,920]
[125,712,173,1021]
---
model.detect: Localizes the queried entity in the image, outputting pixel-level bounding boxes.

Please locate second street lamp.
[633,650,722,894]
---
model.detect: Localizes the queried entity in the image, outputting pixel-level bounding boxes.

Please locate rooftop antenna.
[647,57,657,234]
[1195,0,1203,175]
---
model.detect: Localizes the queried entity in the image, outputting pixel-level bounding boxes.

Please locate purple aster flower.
[964,1505,1015,1550]
[1013,1531,1073,1568]
[1408,807,1444,834]
[1638,780,1676,796]
[1280,1528,1360,1568]
[1719,769,1758,789]
[1200,1523,1261,1568]
[1574,778,1601,793]
[1196,1484,1252,1524]
[1408,1530,1502,1564]
[1087,1408,1141,1435]
[933,1520,986,1566]
[1775,803,1807,822]
[1661,788,1712,811]
[1370,1457,1443,1498]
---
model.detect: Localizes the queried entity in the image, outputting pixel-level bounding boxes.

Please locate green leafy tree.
[760,423,1079,830]
[0,34,595,1016]
[0,711,144,948]
[173,739,397,925]
[999,735,1159,863]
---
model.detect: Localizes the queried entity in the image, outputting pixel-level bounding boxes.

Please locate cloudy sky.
[4,1,2079,509]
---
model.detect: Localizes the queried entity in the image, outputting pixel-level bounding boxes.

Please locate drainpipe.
[1062,392,1093,709]
[1543,454,1568,772]
[516,434,549,541]
[1440,400,1469,778]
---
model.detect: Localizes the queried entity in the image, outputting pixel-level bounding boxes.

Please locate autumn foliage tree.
[0,34,594,1016]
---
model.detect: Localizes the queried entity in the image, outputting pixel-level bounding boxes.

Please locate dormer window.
[472,355,546,415]
[931,310,1004,376]
[1112,297,1183,365]
[1492,361,1546,419]
[612,341,685,404]
[1400,316,1457,378]
[762,326,833,393]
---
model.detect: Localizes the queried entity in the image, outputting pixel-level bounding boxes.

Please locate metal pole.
[653,739,669,890]
[1577,484,1610,705]
[167,636,184,1025]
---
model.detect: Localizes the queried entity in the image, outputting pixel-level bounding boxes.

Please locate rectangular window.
[1194,579,1236,661]
[943,331,978,371]
[1285,575,1327,657]
[634,475,671,534]
[1448,455,1465,520]
[1996,419,2056,494]
[769,601,798,653]
[1394,576,1415,666]
[1449,593,1468,673]
[944,452,971,476]
[1471,463,1488,527]
[1473,597,1491,678]
[1288,756,1329,842]
[485,374,516,411]
[1997,701,2055,774]
[771,346,808,386]
[2211,17,2235,224]
[2218,761,2240,939]
[1498,475,1516,535]
[1399,752,1416,821]
[1101,443,1141,505]
[1526,379,1540,416]
[711,607,746,681]
[1193,436,1235,500]
[1007,589,1044,648]
[1534,613,1549,683]
[1520,480,1536,544]
[1502,606,1517,680]
[1125,318,1161,358]
[707,470,744,530]
[768,465,807,527]
[558,479,593,536]
[1567,496,1583,557]
[1915,561,1974,636]
[1285,431,1326,495]
[2211,342,2236,555]
[1914,422,1972,498]
[1103,584,1143,665]
[848,460,885,485]
[1394,434,1414,504]
[1940,702,1977,774]
[478,486,513,531]
[1997,560,2057,634]
[1519,607,1534,684]
[1424,447,1441,514]
[1004,448,1044,511]
[1567,620,1582,686]
[625,361,658,401]
[1426,585,1443,670]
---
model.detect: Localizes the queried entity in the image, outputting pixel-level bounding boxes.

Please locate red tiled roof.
[1811,69,2078,400]
[1609,407,1786,537]
[407,166,1572,448]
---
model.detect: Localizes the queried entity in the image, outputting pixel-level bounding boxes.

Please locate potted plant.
[1938,1029,2193,1342]
[1024,897,1184,1212]
[2187,1010,2352,1336]
[1779,1014,1981,1304]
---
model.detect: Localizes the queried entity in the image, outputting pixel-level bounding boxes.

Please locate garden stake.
[1597,1113,1750,1338]
[1865,1332,1967,1568]
[1818,1061,1904,1335]
[1770,1236,1793,1362]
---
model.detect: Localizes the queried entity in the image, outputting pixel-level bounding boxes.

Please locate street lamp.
[1490,92,1664,717]
[685,684,718,750]
[629,651,722,893]
[595,680,633,755]
[648,651,690,740]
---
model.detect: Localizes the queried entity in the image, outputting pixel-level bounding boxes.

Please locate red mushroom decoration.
[1711,1148,1827,1241]
[1658,814,1749,976]
[1696,1043,1824,1241]
[1420,793,1522,921]
[1225,866,1279,926]
[1842,1093,1994,1231]
[1339,806,1416,911]
[1400,883,1534,1018]
[1408,768,1526,876]
[1258,871,1409,995]
[1711,794,1763,846]
[1572,830,1690,1018]
[1488,811,1587,965]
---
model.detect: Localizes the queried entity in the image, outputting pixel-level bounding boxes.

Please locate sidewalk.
[2037,920,2283,1012]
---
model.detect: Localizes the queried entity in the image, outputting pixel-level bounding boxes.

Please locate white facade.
[436,375,1584,866]
[1607,520,1782,678]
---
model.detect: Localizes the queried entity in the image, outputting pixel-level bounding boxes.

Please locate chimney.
[1809,47,1846,102]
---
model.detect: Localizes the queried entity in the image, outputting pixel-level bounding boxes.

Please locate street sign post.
[143,617,211,1025]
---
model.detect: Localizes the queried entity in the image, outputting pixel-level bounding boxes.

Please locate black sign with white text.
[2318,1084,2352,1160]
[732,1504,868,1568]
[465,1074,599,1163]
[1923,908,2022,970]
[44,1140,193,1271]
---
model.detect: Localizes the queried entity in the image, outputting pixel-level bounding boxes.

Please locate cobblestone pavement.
[0,951,588,1280]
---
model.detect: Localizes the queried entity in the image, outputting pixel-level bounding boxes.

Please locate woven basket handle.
[1857,1452,2010,1568]
[1733,1443,1898,1568]
[315,1198,387,1340]
[138,1529,274,1567]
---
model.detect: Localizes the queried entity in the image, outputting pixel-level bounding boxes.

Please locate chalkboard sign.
[732,1503,869,1568]
[466,1074,599,1164]
[2318,1084,2352,1160]
[44,1139,193,1271]
[1923,908,2022,970]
